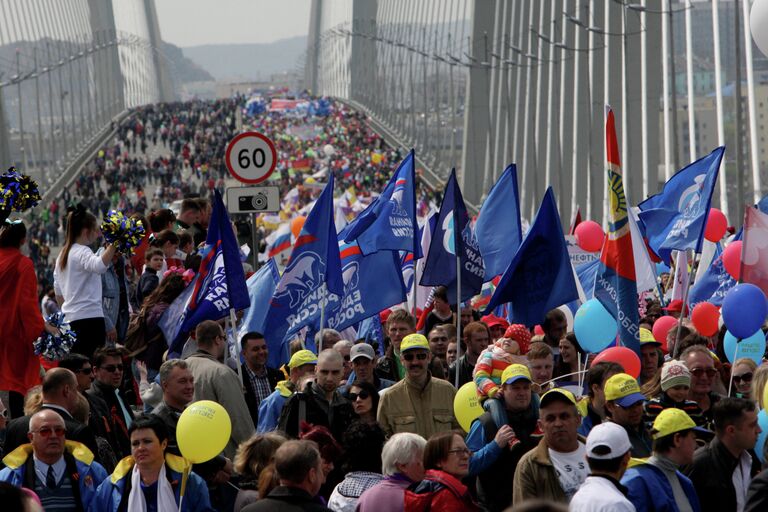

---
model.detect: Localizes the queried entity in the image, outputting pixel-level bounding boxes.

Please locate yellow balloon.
[371,152,382,164]
[176,400,231,463]
[453,381,483,433]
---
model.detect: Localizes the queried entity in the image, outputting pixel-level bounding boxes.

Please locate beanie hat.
[504,324,532,354]
[661,360,691,392]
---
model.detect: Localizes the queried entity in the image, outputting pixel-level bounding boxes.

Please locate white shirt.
[548,442,588,501]
[570,475,636,512]
[733,450,753,512]
[33,454,66,486]
[54,244,108,321]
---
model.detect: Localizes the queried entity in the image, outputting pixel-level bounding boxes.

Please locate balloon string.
[728,338,740,397]
[541,369,588,388]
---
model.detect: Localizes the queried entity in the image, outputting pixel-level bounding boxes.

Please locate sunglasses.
[99,364,124,373]
[74,367,93,375]
[690,367,717,378]
[733,372,754,384]
[403,352,429,362]
[30,426,66,437]
[348,390,370,402]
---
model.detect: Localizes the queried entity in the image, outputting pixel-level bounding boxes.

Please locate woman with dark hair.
[299,423,343,502]
[127,274,188,378]
[54,204,116,358]
[0,219,56,418]
[91,414,213,511]
[328,422,386,512]
[553,333,585,386]
[150,229,181,270]
[346,380,379,425]
[404,431,480,511]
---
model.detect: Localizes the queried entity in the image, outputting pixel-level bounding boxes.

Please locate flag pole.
[229,308,241,382]
[455,250,462,390]
[319,283,327,353]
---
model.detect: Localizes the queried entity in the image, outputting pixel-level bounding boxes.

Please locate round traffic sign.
[225,132,277,184]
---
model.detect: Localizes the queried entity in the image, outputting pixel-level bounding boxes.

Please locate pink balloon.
[592,346,641,379]
[652,316,678,354]
[704,208,728,242]
[574,220,604,253]
[722,241,742,281]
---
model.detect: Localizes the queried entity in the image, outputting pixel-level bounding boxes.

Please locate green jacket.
[377,374,458,439]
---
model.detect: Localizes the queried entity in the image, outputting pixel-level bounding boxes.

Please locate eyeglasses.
[733,372,754,384]
[447,447,471,457]
[348,390,370,402]
[403,352,429,362]
[30,426,66,437]
[690,367,717,378]
[74,367,93,375]
[99,364,124,373]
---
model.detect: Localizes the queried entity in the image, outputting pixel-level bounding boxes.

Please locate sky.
[154,0,312,47]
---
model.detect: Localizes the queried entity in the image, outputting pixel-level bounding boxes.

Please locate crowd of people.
[1,95,768,512]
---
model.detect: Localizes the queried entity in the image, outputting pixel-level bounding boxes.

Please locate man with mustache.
[377,334,459,439]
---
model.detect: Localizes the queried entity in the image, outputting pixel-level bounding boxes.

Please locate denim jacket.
[98,248,130,340]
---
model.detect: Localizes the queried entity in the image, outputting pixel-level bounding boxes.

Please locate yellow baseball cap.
[651,408,710,439]
[639,327,661,347]
[501,364,532,385]
[604,373,645,407]
[288,349,318,369]
[540,388,577,408]
[400,333,430,352]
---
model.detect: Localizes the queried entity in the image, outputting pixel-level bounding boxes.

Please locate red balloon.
[722,241,742,281]
[704,208,728,242]
[691,302,720,337]
[652,316,678,354]
[592,346,641,378]
[574,220,605,253]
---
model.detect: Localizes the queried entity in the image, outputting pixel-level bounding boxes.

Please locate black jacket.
[2,405,98,460]
[277,382,355,442]
[746,468,768,512]
[242,486,331,512]
[241,363,283,427]
[475,403,541,511]
[448,355,474,388]
[87,380,134,459]
[686,436,761,512]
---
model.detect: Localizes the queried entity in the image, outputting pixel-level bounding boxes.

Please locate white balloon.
[751,0,768,57]
[323,144,335,157]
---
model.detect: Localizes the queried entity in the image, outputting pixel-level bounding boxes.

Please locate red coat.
[404,470,480,512]
[0,248,44,394]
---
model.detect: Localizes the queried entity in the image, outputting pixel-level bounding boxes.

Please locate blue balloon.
[723,329,766,365]
[722,283,768,339]
[573,299,618,353]
[756,410,768,463]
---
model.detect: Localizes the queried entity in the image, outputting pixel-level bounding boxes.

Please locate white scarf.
[127,463,179,512]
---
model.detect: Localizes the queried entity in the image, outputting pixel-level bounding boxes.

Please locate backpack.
[123,308,162,357]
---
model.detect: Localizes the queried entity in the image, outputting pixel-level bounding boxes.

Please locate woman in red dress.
[0,219,47,418]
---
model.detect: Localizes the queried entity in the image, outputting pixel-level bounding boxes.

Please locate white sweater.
[54,244,108,322]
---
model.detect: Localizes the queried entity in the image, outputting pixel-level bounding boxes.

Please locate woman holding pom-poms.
[54,204,116,359]
[0,219,57,418]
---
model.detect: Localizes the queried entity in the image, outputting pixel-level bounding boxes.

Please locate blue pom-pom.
[34,312,77,361]
[101,210,146,255]
[0,167,41,212]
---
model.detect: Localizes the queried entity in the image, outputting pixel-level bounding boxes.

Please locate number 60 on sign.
[225,131,277,184]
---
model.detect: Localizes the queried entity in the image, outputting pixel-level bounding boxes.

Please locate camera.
[238,192,268,211]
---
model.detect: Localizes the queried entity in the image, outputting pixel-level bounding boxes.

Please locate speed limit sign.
[225,132,277,184]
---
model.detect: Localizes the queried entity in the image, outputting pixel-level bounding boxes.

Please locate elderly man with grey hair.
[356,433,427,512]
[333,339,354,383]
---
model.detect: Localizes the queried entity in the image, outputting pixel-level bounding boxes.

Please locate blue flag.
[475,164,522,280]
[688,231,741,307]
[420,169,485,303]
[484,187,578,326]
[166,191,250,355]
[343,150,420,257]
[238,259,282,366]
[638,147,724,263]
[316,240,407,333]
[357,315,385,356]
[264,175,343,344]
[576,259,600,300]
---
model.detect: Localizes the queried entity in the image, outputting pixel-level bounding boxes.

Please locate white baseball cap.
[586,422,632,460]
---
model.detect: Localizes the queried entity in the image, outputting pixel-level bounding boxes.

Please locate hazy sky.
[155,0,312,47]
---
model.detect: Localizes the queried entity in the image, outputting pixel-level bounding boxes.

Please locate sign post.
[225,132,278,269]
